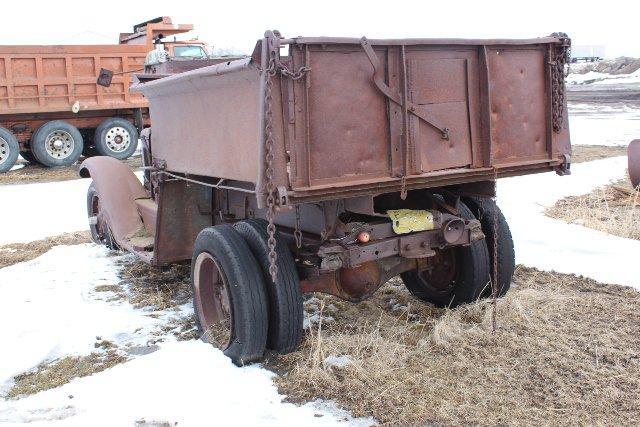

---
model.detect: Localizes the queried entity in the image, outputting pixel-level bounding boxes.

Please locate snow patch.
[499,156,640,290]
[0,340,373,426]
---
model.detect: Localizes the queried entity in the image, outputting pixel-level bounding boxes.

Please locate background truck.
[80,31,572,365]
[0,16,210,172]
[571,45,605,63]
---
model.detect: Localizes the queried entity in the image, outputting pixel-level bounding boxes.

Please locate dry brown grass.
[0,156,142,185]
[545,177,640,240]
[113,259,197,341]
[273,267,640,426]
[0,231,91,269]
[571,144,628,163]
[5,350,126,399]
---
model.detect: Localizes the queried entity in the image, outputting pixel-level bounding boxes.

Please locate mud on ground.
[545,176,639,240]
[0,155,142,186]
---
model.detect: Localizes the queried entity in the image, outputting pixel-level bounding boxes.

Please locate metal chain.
[263,43,311,283]
[491,178,499,333]
[551,33,571,133]
[264,64,279,283]
[294,205,303,249]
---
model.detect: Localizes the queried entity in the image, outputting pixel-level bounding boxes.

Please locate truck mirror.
[97,68,114,87]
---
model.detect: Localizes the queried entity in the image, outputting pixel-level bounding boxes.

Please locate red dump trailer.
[80,31,572,365]
[0,17,209,172]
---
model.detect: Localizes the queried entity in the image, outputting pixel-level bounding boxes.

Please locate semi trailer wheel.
[401,201,491,308]
[0,127,19,173]
[94,118,139,160]
[86,182,119,250]
[462,197,515,297]
[31,121,83,167]
[191,225,269,365]
[234,219,303,354]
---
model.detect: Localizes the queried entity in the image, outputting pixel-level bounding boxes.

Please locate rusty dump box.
[134,32,571,206]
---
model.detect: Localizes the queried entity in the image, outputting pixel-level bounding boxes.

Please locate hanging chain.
[490,176,499,333]
[264,62,279,283]
[294,205,303,249]
[263,36,311,283]
[550,33,571,133]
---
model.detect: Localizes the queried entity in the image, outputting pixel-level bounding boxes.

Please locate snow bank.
[0,245,373,426]
[567,68,640,85]
[0,179,91,245]
[0,244,158,388]
[0,340,374,426]
[499,156,640,290]
[568,104,640,146]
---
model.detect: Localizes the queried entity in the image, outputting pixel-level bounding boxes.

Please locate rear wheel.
[462,197,515,297]
[234,219,303,354]
[94,118,138,160]
[20,150,39,164]
[191,225,269,365]
[401,201,490,308]
[31,121,83,167]
[86,182,119,250]
[0,127,19,173]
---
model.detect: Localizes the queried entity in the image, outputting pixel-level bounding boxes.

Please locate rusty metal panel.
[487,47,549,163]
[154,179,213,264]
[304,47,391,185]
[133,60,263,183]
[406,49,478,172]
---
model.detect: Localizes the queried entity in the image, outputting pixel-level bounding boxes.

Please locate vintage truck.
[0,17,211,172]
[80,31,572,365]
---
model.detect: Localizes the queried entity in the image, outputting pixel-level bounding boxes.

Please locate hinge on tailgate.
[360,37,451,141]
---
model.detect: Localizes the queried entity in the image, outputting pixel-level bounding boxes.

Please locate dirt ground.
[546,176,639,240]
[571,144,628,163]
[272,268,640,426]
[0,155,143,185]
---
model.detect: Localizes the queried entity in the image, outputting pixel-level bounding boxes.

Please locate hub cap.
[45,130,74,159]
[0,137,9,165]
[419,248,457,293]
[193,252,232,349]
[105,126,131,153]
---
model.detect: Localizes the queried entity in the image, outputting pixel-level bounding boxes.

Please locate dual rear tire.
[401,199,514,308]
[191,220,303,365]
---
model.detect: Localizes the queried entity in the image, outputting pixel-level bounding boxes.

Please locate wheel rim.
[0,137,9,165]
[105,126,131,153]
[89,193,106,243]
[418,248,457,294]
[45,130,74,159]
[193,252,233,349]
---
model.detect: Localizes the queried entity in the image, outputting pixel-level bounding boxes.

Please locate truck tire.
[191,225,269,365]
[462,197,515,297]
[234,219,303,354]
[94,118,138,160]
[20,150,39,164]
[31,121,83,167]
[401,201,490,308]
[0,127,20,173]
[86,182,119,250]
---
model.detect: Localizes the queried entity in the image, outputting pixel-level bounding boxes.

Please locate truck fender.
[79,156,149,244]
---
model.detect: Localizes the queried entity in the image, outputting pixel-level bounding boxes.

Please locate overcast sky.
[2,0,637,57]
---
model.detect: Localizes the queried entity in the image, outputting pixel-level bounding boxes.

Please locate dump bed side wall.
[0,45,147,115]
[136,61,263,183]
